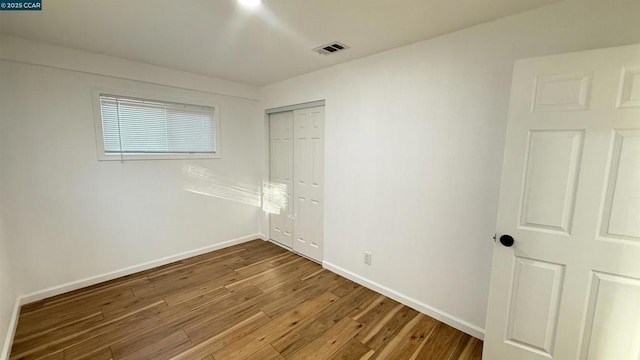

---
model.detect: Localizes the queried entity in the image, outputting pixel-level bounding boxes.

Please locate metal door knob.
[499,235,514,247]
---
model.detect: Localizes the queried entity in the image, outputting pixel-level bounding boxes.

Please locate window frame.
[92,88,221,161]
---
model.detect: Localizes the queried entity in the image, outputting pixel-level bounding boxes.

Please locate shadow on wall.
[182,163,287,215]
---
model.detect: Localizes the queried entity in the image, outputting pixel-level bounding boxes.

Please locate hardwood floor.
[10,240,483,360]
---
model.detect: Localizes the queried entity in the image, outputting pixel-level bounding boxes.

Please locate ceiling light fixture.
[238,0,261,8]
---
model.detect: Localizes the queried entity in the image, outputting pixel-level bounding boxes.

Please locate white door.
[292,106,324,261]
[484,44,640,360]
[269,111,294,248]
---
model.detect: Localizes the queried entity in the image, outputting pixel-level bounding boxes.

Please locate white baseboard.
[1,296,21,360]
[20,233,260,305]
[322,261,485,340]
[257,233,268,241]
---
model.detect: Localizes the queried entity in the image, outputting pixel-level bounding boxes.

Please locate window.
[95,93,219,160]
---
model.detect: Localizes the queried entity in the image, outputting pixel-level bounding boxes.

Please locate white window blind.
[99,95,217,157]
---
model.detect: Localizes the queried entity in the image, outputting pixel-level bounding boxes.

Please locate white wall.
[260,0,640,334]
[0,35,258,100]
[0,208,16,359]
[0,37,264,298]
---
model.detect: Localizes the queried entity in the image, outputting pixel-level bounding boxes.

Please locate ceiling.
[0,0,559,86]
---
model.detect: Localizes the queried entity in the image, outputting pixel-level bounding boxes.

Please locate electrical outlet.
[364,251,372,265]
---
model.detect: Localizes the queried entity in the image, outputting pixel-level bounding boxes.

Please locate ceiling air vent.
[313,41,350,55]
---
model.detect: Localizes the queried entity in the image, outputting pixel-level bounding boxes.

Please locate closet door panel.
[292,106,324,261]
[269,111,294,248]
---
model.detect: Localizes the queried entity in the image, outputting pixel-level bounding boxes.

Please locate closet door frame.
[265,100,325,262]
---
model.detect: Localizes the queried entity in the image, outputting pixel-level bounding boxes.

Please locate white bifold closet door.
[269,106,324,262]
[269,111,294,248]
[292,106,325,262]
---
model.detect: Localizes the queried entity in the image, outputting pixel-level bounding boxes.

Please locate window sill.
[97,153,221,161]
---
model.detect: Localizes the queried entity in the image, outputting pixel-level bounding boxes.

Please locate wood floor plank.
[260,280,324,318]
[457,336,484,360]
[360,305,420,352]
[352,295,401,327]
[232,252,298,276]
[255,260,322,293]
[67,288,245,359]
[162,285,230,308]
[9,240,483,360]
[111,325,192,359]
[35,350,64,360]
[370,313,424,359]
[56,302,172,360]
[236,244,287,263]
[413,322,469,360]
[15,289,134,340]
[11,301,167,360]
[19,275,148,315]
[142,258,238,292]
[450,333,473,360]
[102,284,264,359]
[224,256,306,291]
[169,312,271,360]
[101,291,167,319]
[243,345,286,360]
[327,338,372,360]
[182,299,266,344]
[350,295,385,321]
[212,291,338,360]
[287,316,363,360]
[66,346,113,360]
[303,269,355,295]
[326,277,362,298]
[117,330,192,360]
[132,269,239,304]
[356,302,403,344]
[375,314,438,360]
[10,312,104,355]
[271,286,375,358]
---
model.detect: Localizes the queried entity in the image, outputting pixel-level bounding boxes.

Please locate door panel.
[292,106,324,261]
[532,73,591,112]
[580,272,640,360]
[618,67,640,108]
[519,130,583,234]
[600,130,640,241]
[484,44,640,360]
[505,257,564,357]
[269,111,294,248]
